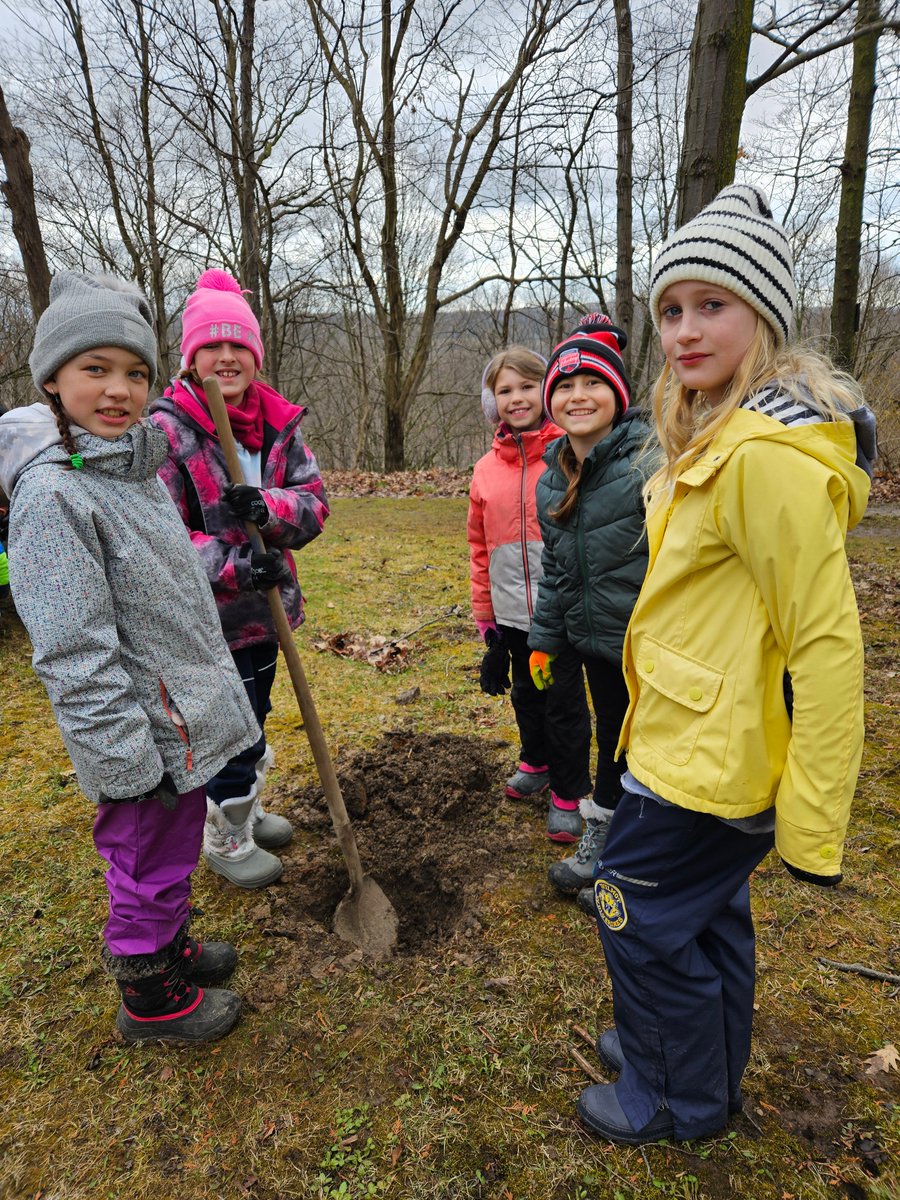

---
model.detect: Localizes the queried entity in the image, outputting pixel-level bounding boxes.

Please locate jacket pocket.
[633,637,724,767]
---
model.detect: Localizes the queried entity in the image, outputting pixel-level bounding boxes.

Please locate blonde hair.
[483,345,547,391]
[645,316,862,507]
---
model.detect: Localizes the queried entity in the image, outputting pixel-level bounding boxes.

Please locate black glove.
[99,771,179,811]
[250,548,291,591]
[479,628,511,696]
[781,858,842,887]
[224,483,269,527]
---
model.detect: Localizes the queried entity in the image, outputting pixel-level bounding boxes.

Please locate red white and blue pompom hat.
[542,314,631,422]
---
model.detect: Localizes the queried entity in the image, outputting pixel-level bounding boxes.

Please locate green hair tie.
[69,453,84,470]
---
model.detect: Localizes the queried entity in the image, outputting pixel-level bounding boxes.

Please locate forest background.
[0,0,898,474]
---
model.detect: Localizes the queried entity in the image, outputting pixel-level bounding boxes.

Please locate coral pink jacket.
[467,420,563,632]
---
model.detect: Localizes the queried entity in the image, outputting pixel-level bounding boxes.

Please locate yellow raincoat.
[618,406,870,876]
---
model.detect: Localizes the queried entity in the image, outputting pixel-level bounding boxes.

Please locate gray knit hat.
[649,185,796,347]
[30,272,157,395]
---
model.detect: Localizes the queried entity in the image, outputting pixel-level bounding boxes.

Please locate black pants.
[581,651,630,809]
[503,628,627,806]
[206,642,278,805]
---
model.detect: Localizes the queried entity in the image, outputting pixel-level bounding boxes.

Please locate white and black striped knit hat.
[649,185,796,347]
[542,314,631,420]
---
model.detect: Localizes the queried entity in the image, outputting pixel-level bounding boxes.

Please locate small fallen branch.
[816,957,900,985]
[569,1046,603,1084]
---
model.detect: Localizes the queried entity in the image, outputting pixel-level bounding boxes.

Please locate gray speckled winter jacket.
[0,403,260,801]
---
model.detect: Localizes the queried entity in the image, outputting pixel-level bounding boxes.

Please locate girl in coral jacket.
[151,270,329,890]
[578,185,876,1148]
[467,346,592,842]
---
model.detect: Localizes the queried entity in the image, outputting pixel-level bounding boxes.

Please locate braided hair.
[46,391,84,469]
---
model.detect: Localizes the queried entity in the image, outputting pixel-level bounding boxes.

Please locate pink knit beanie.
[180,269,264,369]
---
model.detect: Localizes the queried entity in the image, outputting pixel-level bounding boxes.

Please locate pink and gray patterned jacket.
[150,379,329,650]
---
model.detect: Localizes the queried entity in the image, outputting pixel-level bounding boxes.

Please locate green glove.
[529,650,557,690]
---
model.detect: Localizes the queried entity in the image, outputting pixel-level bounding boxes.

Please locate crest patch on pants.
[595,879,628,930]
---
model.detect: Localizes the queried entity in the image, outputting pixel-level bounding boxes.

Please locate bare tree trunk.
[378,0,412,473]
[0,84,51,318]
[676,0,753,223]
[831,0,880,372]
[129,0,171,381]
[237,0,261,316]
[613,0,633,370]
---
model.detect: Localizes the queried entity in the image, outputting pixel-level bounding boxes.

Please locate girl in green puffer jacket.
[528,315,650,897]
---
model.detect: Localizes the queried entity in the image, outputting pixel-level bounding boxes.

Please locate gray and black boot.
[548,798,613,894]
[104,930,241,1044]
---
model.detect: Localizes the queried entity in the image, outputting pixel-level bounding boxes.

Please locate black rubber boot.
[104,931,241,1044]
[180,936,238,986]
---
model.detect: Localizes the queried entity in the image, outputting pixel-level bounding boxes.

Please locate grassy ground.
[0,496,897,1200]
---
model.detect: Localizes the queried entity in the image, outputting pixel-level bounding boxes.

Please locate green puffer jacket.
[529,410,650,664]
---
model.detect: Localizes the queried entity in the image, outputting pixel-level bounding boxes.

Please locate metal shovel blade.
[333,876,400,960]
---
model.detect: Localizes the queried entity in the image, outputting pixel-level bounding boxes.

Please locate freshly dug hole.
[274,730,533,955]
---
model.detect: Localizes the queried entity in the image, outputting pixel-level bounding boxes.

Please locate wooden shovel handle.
[203,377,366,892]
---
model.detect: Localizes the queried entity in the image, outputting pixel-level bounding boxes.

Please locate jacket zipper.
[574,468,596,644]
[159,681,193,772]
[517,436,534,620]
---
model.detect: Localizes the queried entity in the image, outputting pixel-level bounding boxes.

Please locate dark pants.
[581,652,630,809]
[206,643,278,805]
[594,792,775,1139]
[504,630,629,806]
[504,627,591,801]
[93,785,206,956]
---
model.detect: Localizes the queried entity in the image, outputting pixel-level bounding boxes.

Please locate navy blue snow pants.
[593,791,775,1139]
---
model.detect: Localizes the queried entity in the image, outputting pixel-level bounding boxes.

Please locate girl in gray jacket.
[0,274,260,1044]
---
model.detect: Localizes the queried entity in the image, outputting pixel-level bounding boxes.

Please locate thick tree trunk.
[831,0,880,373]
[676,0,753,224]
[613,0,633,371]
[0,85,51,318]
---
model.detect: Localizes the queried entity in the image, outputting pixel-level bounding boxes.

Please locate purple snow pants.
[92,786,206,956]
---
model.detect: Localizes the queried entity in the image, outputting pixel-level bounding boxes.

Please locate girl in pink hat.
[151,270,329,889]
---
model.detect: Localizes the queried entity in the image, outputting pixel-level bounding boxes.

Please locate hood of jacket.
[491,418,563,463]
[542,407,650,480]
[663,407,870,532]
[0,401,167,498]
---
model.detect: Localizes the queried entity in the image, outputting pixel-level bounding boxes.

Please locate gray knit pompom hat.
[30,272,157,395]
[648,184,796,347]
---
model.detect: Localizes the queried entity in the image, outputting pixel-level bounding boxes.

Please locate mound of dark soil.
[241,731,533,981]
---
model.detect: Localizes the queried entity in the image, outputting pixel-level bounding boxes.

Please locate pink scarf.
[171,379,264,452]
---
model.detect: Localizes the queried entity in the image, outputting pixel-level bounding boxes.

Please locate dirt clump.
[241,731,530,980]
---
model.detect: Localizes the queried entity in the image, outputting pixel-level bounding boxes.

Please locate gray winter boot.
[548,798,613,894]
[204,793,284,888]
[505,763,550,800]
[251,746,293,850]
[546,792,582,843]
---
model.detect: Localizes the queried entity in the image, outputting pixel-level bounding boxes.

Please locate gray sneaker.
[548,813,610,894]
[505,766,549,799]
[546,794,582,843]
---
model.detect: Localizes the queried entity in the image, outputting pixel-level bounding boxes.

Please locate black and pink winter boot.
[104,932,241,1044]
